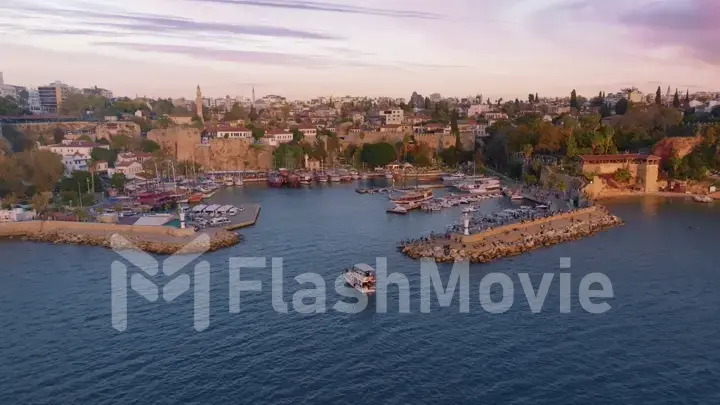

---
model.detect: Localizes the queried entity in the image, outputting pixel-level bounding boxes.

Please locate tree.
[359,142,396,168]
[111,135,134,151]
[528,94,534,103]
[570,89,579,109]
[140,139,160,153]
[535,93,539,102]
[0,96,24,116]
[291,128,303,143]
[91,147,118,167]
[252,128,265,141]
[684,89,690,107]
[14,150,64,192]
[614,168,632,183]
[110,172,127,191]
[600,103,612,118]
[224,103,246,121]
[424,97,431,109]
[615,98,629,115]
[672,90,680,108]
[248,105,258,122]
[565,132,578,157]
[30,192,51,218]
[655,86,662,105]
[53,127,65,144]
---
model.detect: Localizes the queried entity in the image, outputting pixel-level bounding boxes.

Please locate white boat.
[536,204,549,209]
[360,173,369,180]
[693,195,713,203]
[233,177,244,186]
[386,205,408,214]
[385,172,394,179]
[441,172,466,182]
[509,192,524,200]
[328,171,341,182]
[389,189,433,207]
[343,265,376,294]
[462,206,478,213]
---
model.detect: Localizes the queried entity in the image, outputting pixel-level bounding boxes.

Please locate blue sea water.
[1,183,720,404]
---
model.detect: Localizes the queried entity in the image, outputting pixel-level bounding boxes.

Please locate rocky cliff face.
[147,127,274,170]
[652,135,703,163]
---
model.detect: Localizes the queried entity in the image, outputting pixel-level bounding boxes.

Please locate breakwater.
[0,221,242,254]
[400,206,623,263]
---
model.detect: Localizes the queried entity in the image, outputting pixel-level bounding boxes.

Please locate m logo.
[110,233,211,332]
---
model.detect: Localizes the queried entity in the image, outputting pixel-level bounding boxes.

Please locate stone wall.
[147,127,201,162]
[652,135,703,163]
[7,121,140,143]
[343,131,475,150]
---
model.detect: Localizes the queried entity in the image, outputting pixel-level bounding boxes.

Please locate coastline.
[400,206,623,263]
[0,221,242,254]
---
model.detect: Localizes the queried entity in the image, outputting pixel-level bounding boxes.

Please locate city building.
[0,208,36,222]
[38,81,72,113]
[296,125,317,138]
[208,126,252,139]
[45,140,108,156]
[61,153,90,175]
[110,161,144,179]
[116,152,153,165]
[468,104,493,116]
[380,108,404,125]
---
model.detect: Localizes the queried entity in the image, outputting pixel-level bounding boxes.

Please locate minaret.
[665,85,671,104]
[195,85,204,123]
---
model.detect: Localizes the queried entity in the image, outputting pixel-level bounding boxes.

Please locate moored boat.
[387,205,408,214]
[384,171,394,179]
[389,189,433,207]
[233,177,244,186]
[693,195,713,203]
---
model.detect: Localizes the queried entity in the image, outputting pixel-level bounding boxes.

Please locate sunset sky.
[0,0,717,100]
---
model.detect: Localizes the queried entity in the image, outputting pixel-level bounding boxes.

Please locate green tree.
[615,98,629,115]
[359,142,396,168]
[140,139,160,153]
[570,89,579,109]
[672,90,680,108]
[110,172,127,191]
[614,168,632,183]
[53,127,65,144]
[224,103,246,121]
[0,96,24,116]
[249,105,258,122]
[90,147,118,167]
[655,86,662,105]
[30,192,51,218]
[565,132,578,157]
[252,128,265,141]
[111,135,133,151]
[535,93,539,102]
[291,128,303,143]
[424,97,431,109]
[528,94,534,103]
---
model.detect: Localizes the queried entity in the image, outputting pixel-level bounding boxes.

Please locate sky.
[0,0,717,100]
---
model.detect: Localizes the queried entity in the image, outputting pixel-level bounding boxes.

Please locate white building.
[296,126,317,138]
[380,108,404,125]
[212,126,252,139]
[264,131,293,146]
[0,208,36,222]
[61,153,90,175]
[468,104,493,116]
[27,88,42,114]
[46,140,107,156]
[110,161,143,179]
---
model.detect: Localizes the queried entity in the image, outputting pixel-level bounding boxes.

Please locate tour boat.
[389,189,433,206]
[343,265,376,294]
[188,193,205,204]
[387,205,408,215]
[223,177,234,187]
[384,172,394,179]
[233,177,244,186]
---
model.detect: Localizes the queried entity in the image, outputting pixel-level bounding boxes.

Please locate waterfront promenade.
[225,204,261,230]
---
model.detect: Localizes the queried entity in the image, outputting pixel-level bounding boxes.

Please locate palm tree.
[73,207,89,222]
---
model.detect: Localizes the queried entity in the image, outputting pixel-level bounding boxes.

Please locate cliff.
[7,121,140,143]
[147,127,274,170]
[652,135,703,163]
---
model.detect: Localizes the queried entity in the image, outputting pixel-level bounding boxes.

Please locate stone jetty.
[400,206,623,263]
[0,221,242,254]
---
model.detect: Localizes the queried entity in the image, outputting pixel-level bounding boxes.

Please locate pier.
[225,204,261,230]
[400,206,623,263]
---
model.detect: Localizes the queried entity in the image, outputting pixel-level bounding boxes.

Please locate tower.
[665,85,671,104]
[0,71,4,85]
[195,85,204,123]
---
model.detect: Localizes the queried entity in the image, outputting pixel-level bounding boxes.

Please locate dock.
[225,204,261,230]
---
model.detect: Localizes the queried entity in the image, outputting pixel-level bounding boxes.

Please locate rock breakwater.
[0,221,242,254]
[400,207,623,263]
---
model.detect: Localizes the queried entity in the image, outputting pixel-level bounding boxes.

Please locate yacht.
[343,265,376,294]
[315,171,328,183]
[329,172,341,182]
[350,170,360,180]
[360,173,369,180]
[298,172,313,186]
[462,206,478,213]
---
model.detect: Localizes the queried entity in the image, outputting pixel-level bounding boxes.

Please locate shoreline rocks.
[401,210,623,263]
[0,229,243,255]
